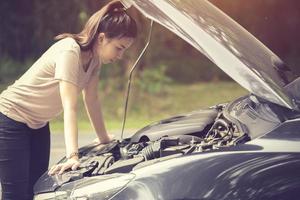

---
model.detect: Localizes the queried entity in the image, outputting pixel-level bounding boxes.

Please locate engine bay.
[34,102,254,193]
[67,104,249,172]
[35,94,291,194]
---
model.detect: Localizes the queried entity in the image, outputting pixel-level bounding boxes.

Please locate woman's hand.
[48,157,80,175]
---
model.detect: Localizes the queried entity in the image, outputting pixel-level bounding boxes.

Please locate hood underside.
[121,0,297,110]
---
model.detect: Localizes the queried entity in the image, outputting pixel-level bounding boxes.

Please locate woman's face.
[95,33,134,64]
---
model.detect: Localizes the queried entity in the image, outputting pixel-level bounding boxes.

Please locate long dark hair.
[55,0,137,51]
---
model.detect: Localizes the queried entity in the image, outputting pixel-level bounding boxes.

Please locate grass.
[47,81,247,133]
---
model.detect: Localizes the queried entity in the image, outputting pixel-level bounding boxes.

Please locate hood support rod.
[120,20,154,142]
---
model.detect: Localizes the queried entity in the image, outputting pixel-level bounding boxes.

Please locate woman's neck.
[81,50,93,72]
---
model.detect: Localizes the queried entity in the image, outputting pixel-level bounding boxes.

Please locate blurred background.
[0,0,299,132]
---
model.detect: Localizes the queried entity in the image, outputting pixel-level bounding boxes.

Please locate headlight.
[34,174,135,200]
[70,173,135,200]
[70,174,135,200]
[34,191,68,200]
[34,173,135,200]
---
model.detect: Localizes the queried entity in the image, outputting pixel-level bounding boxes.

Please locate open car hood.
[121,0,297,110]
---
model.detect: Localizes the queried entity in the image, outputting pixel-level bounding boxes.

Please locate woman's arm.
[60,81,80,158]
[82,73,111,144]
[48,80,80,175]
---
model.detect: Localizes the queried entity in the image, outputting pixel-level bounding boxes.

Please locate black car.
[34,0,300,199]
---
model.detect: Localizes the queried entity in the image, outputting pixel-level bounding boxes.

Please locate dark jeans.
[0,112,50,200]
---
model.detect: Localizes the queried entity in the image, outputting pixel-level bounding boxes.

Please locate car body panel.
[121,0,297,110]
[113,152,300,200]
[112,119,300,200]
[130,108,218,142]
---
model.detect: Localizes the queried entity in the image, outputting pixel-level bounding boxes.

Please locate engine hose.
[141,144,156,160]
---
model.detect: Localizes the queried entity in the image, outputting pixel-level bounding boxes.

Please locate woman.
[0,1,137,199]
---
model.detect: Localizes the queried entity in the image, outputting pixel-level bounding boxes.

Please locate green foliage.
[164,55,231,83]
[138,24,231,83]
[135,65,173,94]
[0,57,33,84]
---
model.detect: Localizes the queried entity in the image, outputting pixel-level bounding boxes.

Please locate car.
[33,0,300,199]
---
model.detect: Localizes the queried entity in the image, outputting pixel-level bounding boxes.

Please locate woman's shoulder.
[53,37,81,53]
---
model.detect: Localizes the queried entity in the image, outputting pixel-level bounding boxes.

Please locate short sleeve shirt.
[0,38,99,129]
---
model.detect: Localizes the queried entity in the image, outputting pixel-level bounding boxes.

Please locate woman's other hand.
[48,157,80,176]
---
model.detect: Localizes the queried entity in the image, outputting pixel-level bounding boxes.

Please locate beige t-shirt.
[0,38,99,129]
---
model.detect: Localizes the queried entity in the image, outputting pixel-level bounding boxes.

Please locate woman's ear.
[98,33,105,42]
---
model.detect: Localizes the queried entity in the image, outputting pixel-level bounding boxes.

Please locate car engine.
[34,105,250,193]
